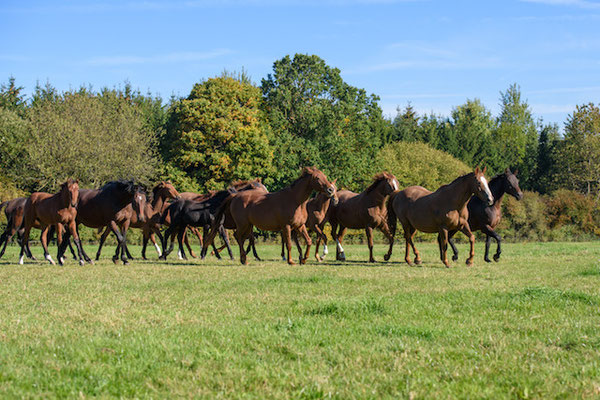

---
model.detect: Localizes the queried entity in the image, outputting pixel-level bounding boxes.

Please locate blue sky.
[1,0,599,127]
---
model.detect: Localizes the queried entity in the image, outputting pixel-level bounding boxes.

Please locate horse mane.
[101,179,139,195]
[436,172,474,192]
[290,167,319,188]
[365,172,393,194]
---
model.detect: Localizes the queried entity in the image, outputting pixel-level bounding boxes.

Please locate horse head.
[153,180,180,201]
[503,168,523,201]
[472,167,494,206]
[132,184,147,223]
[61,178,80,208]
[367,172,399,196]
[303,167,338,206]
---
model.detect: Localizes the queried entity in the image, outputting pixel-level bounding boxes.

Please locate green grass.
[0,241,599,398]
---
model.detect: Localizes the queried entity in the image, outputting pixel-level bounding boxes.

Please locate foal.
[19,179,85,265]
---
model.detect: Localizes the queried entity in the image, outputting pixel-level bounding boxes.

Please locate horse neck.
[151,192,167,214]
[286,176,316,206]
[364,183,389,208]
[443,175,475,211]
[489,176,506,209]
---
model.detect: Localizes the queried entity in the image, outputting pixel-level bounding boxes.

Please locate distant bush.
[374,141,471,191]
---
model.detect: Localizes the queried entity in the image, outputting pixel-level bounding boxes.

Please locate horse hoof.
[123,259,129,265]
[484,257,492,263]
[414,259,422,265]
[369,258,376,263]
[112,256,119,264]
[452,255,459,261]
[79,260,85,266]
[493,254,500,262]
[89,260,95,265]
[383,253,391,261]
[466,259,473,267]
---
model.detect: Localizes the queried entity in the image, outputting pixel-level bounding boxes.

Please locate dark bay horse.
[328,172,399,263]
[67,180,146,264]
[206,167,337,265]
[163,180,267,260]
[283,191,334,262]
[95,181,179,260]
[386,167,494,268]
[0,197,35,260]
[448,168,523,262]
[19,179,85,265]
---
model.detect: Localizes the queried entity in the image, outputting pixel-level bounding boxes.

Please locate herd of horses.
[0,166,523,268]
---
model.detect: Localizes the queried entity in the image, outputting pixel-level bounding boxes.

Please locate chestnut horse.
[448,168,523,262]
[18,179,85,265]
[67,180,146,265]
[95,181,179,260]
[205,167,337,265]
[386,167,494,267]
[328,172,399,263]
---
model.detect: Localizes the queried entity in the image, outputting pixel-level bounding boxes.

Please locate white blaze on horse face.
[154,242,162,257]
[479,176,493,204]
[392,179,399,191]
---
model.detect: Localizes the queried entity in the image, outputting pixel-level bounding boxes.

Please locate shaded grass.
[0,241,599,398]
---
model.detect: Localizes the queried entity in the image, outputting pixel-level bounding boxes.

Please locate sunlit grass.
[0,241,599,398]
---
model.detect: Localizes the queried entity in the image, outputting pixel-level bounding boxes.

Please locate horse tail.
[202,194,234,257]
[386,192,398,239]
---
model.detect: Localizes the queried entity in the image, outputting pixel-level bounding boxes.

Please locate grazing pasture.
[0,242,599,398]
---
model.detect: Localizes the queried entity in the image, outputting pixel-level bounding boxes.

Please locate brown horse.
[283,192,334,262]
[386,167,494,267]
[68,180,146,264]
[95,181,178,261]
[328,172,399,263]
[448,168,523,262]
[18,179,85,265]
[0,197,35,260]
[205,167,337,265]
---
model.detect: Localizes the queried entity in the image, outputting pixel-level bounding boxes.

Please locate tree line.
[0,54,598,238]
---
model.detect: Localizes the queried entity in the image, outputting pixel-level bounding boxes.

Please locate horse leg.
[234,226,251,265]
[39,226,55,265]
[297,225,312,265]
[484,234,492,263]
[458,224,475,267]
[177,227,187,260]
[218,227,234,260]
[335,226,347,261]
[313,224,327,262]
[152,230,164,258]
[280,231,286,261]
[381,223,394,262]
[366,226,375,263]
[249,234,261,261]
[73,224,93,264]
[209,226,222,260]
[187,226,200,258]
[0,225,18,259]
[483,225,502,262]
[141,227,149,260]
[108,221,127,265]
[438,228,451,268]
[448,230,459,261]
[282,225,295,265]
[96,227,111,261]
[18,223,32,265]
[66,220,85,266]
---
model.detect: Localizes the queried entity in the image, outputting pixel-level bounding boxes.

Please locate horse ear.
[332,178,337,184]
[474,166,480,174]
[257,177,262,182]
[482,166,487,174]
[505,167,511,174]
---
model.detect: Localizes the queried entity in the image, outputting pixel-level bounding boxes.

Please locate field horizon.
[0,241,599,398]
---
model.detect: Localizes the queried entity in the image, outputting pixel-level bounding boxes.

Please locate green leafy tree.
[23,85,158,190]
[0,77,26,116]
[261,54,387,190]
[163,76,275,190]
[531,122,561,194]
[492,84,538,187]
[560,103,600,197]
[438,99,496,168]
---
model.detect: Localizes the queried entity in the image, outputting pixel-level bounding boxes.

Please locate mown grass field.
[0,241,599,399]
